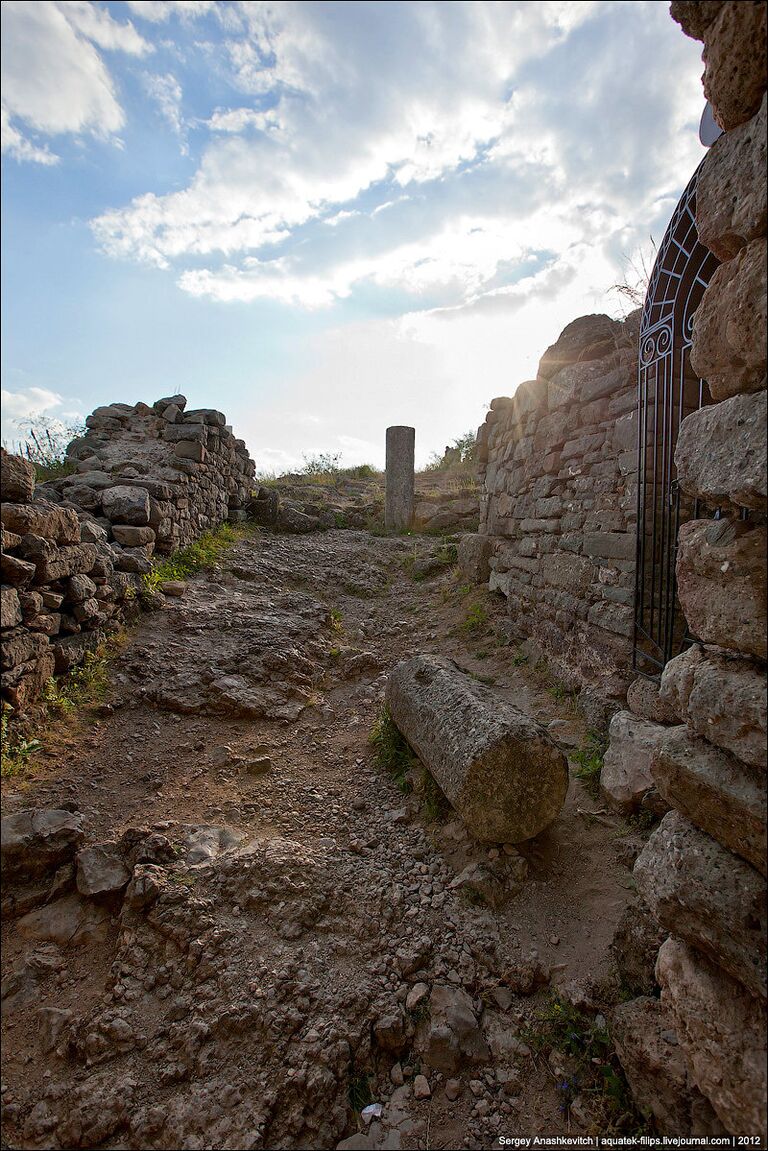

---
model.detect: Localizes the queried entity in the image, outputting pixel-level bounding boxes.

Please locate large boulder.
[0,808,85,884]
[600,710,667,814]
[414,984,490,1072]
[675,519,766,660]
[690,239,767,401]
[635,811,766,999]
[101,485,151,526]
[650,725,766,874]
[537,314,618,382]
[0,501,81,544]
[675,390,767,511]
[386,654,568,843]
[696,92,767,260]
[657,938,767,1136]
[612,996,726,1136]
[0,448,35,503]
[660,646,767,769]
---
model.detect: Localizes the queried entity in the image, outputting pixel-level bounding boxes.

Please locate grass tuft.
[521,993,650,1135]
[142,523,249,591]
[369,707,416,794]
[572,731,608,799]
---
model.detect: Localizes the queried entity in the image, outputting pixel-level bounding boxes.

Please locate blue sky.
[2,1,706,470]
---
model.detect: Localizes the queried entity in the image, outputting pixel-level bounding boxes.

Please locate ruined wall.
[607,1,767,1139]
[475,311,640,708]
[1,395,255,711]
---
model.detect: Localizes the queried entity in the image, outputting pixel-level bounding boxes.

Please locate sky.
[1,0,707,472]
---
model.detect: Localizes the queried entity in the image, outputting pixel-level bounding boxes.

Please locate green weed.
[348,1071,373,1112]
[142,523,249,591]
[329,608,343,631]
[572,731,608,799]
[369,707,416,794]
[521,993,649,1135]
[462,601,489,634]
[0,706,43,777]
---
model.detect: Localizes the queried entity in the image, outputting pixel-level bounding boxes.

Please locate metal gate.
[633,164,720,678]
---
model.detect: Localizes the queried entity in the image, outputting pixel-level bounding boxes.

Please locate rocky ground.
[1,525,650,1150]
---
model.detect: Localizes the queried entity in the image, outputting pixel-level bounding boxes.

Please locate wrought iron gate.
[633,165,720,677]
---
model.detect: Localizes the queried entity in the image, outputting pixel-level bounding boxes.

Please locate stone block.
[386,654,568,843]
[696,93,767,259]
[456,533,491,584]
[700,0,767,131]
[586,600,633,637]
[651,724,766,874]
[0,449,35,503]
[0,501,81,544]
[31,543,98,586]
[582,531,634,560]
[660,646,766,768]
[601,711,668,813]
[690,239,767,400]
[612,996,726,1136]
[64,574,98,605]
[657,937,767,1136]
[414,983,490,1072]
[0,552,36,588]
[547,360,608,410]
[0,587,23,630]
[1,807,85,884]
[626,676,679,724]
[676,390,767,510]
[537,314,618,381]
[676,519,766,659]
[183,408,226,426]
[636,811,766,998]
[540,552,593,594]
[101,485,151,526]
[174,441,208,463]
[111,524,156,547]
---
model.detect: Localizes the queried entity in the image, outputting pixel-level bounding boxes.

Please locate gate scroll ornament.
[633,163,720,677]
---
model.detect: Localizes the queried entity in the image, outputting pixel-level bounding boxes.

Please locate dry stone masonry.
[603,2,767,1140]
[1,395,255,712]
[471,311,640,711]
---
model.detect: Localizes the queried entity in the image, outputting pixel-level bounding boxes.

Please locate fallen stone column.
[384,425,415,531]
[386,654,568,842]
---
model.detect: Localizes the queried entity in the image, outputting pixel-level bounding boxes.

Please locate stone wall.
[605,1,767,1139]
[473,311,640,708]
[1,395,255,711]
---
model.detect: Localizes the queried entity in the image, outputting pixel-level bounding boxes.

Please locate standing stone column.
[385,426,415,532]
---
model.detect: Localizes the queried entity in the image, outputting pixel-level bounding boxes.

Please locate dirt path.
[1,528,645,1150]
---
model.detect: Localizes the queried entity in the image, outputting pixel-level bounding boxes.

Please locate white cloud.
[1,107,59,165]
[0,1,150,161]
[144,71,185,142]
[0,385,86,448]
[59,1,151,55]
[126,1,217,23]
[90,0,704,328]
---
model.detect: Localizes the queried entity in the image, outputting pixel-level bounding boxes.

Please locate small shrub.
[329,608,343,631]
[299,451,342,482]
